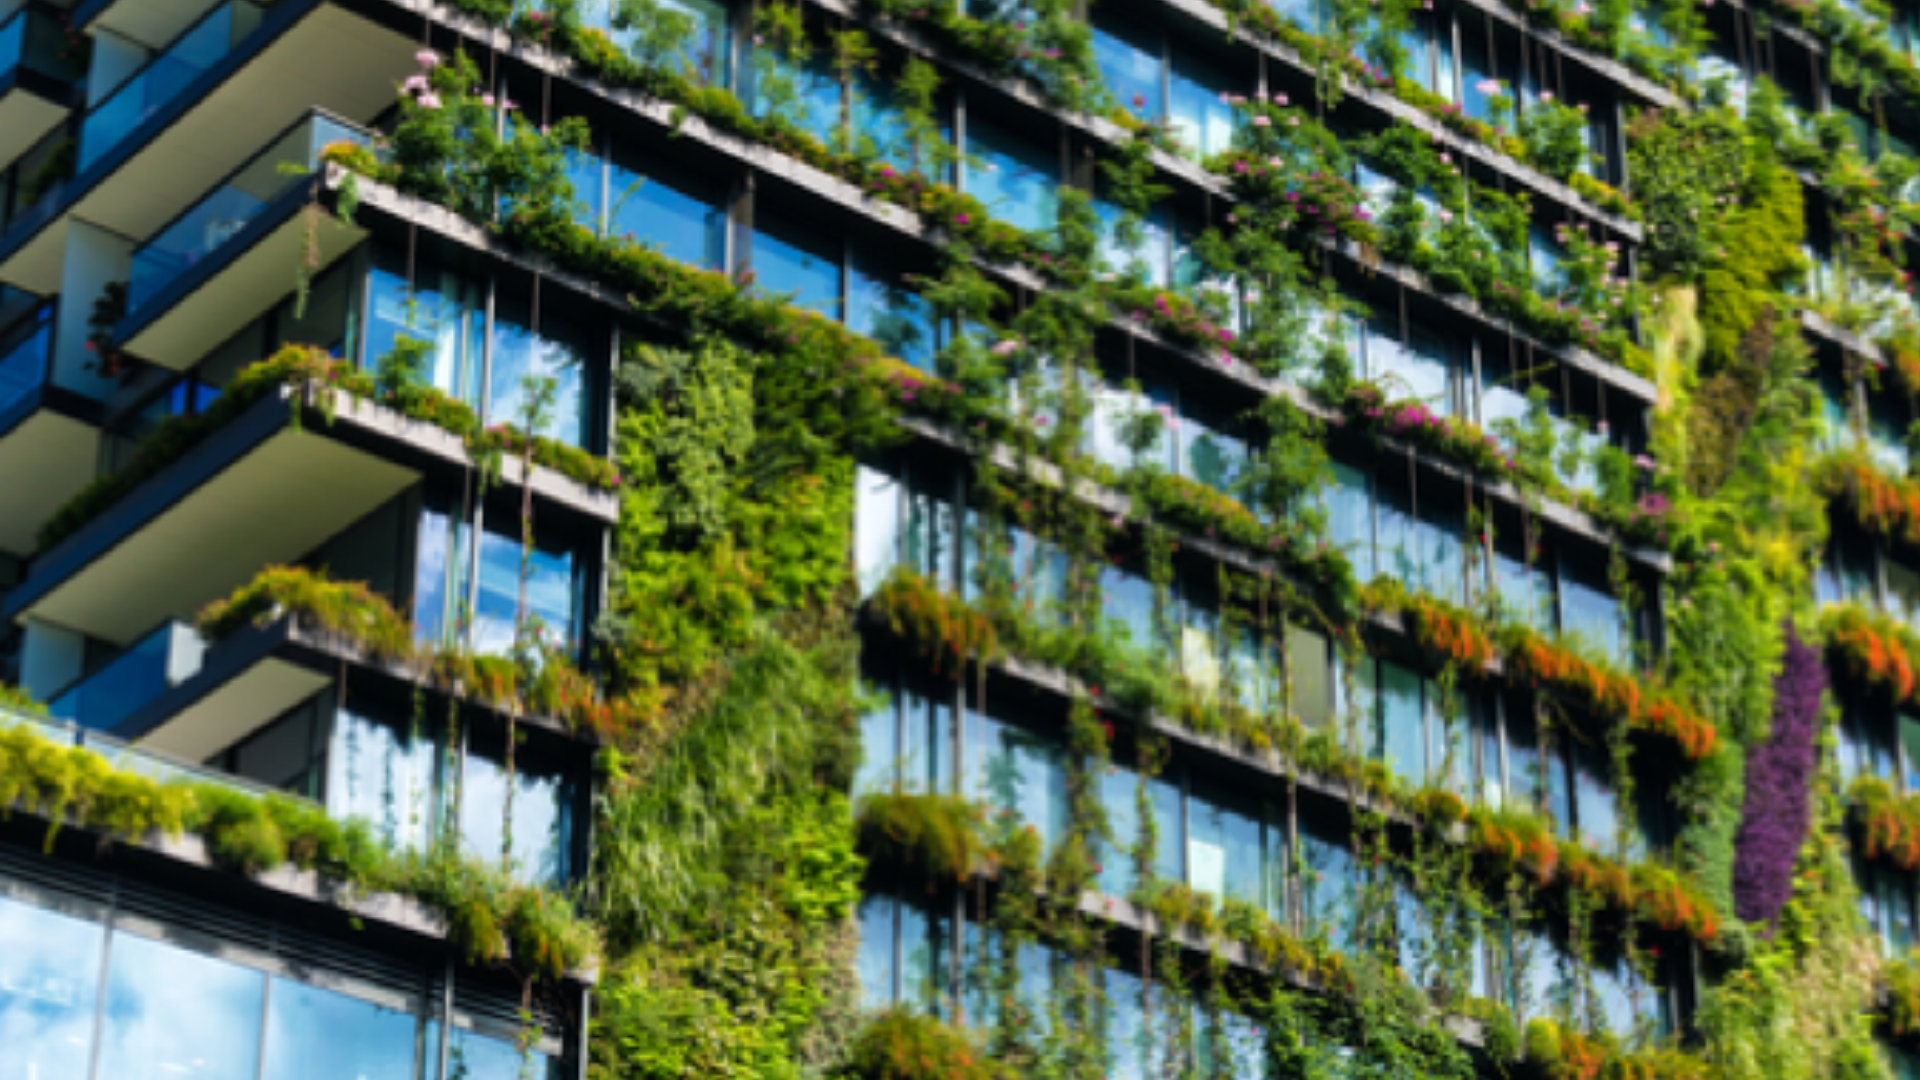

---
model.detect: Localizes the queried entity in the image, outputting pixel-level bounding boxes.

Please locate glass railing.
[47,620,207,733]
[1,701,287,798]
[0,4,86,86]
[0,303,52,417]
[128,111,369,311]
[77,0,264,172]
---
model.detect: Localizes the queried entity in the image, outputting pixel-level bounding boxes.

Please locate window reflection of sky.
[97,930,265,1080]
[0,894,104,1080]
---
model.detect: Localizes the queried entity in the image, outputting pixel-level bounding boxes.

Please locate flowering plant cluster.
[1336,383,1515,477]
[1731,622,1825,926]
[1819,448,1920,550]
[1823,601,1920,705]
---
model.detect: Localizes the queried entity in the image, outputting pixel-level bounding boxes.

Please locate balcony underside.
[4,389,417,645]
[0,399,99,558]
[2,1,410,294]
[0,80,68,171]
[120,190,368,369]
[116,613,331,762]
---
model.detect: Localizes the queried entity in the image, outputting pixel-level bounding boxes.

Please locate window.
[0,891,106,1080]
[98,928,267,1080]
[363,249,483,405]
[749,42,841,146]
[488,285,596,449]
[858,889,953,1012]
[849,248,938,370]
[964,705,1071,851]
[328,702,440,852]
[607,149,728,269]
[752,210,842,319]
[963,114,1057,234]
[459,727,580,885]
[1298,798,1357,946]
[1558,555,1627,666]
[263,978,417,1080]
[413,495,586,658]
[857,678,954,798]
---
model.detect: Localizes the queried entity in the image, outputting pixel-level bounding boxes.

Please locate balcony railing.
[76,0,263,173]
[2,700,284,799]
[47,619,206,733]
[127,110,369,312]
[0,4,86,87]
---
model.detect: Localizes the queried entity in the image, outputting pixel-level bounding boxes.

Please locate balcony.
[0,300,99,557]
[1,379,614,648]
[119,110,371,368]
[77,0,265,174]
[0,4,84,167]
[46,619,208,732]
[1,698,284,798]
[0,0,412,296]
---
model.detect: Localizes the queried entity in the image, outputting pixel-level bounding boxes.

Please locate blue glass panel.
[1571,736,1617,847]
[1377,660,1426,783]
[1107,968,1147,1080]
[751,48,841,147]
[0,306,51,415]
[0,892,105,1080]
[852,69,921,172]
[80,1,263,171]
[327,706,439,853]
[411,503,467,648]
[753,215,841,319]
[1099,565,1155,647]
[965,709,1069,850]
[1169,49,1236,161]
[362,260,482,404]
[1099,762,1140,897]
[856,892,901,1008]
[1093,22,1163,123]
[129,115,369,311]
[1325,462,1373,581]
[566,149,604,233]
[98,929,265,1080]
[460,743,575,885]
[853,464,903,596]
[263,977,417,1080]
[848,250,935,369]
[1188,784,1275,917]
[445,1026,554,1080]
[470,523,579,657]
[487,309,590,449]
[607,163,726,269]
[1151,774,1183,884]
[1559,560,1626,664]
[47,622,177,731]
[964,115,1056,234]
[1300,807,1354,946]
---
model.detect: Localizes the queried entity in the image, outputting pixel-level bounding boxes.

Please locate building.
[0,0,1915,1076]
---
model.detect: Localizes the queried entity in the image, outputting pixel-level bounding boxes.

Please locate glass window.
[1093,20,1163,124]
[444,1025,554,1080]
[856,892,902,1009]
[1571,735,1617,847]
[1107,967,1147,1080]
[849,248,936,370]
[1100,564,1156,647]
[1287,623,1333,730]
[753,212,842,319]
[854,465,903,596]
[459,737,577,885]
[1188,784,1278,918]
[488,292,593,449]
[1376,659,1427,783]
[468,515,581,658]
[326,704,440,852]
[965,708,1070,850]
[0,892,106,1080]
[566,148,605,234]
[1559,558,1626,665]
[98,930,266,1080]
[413,502,467,649]
[851,69,920,173]
[1151,773,1184,885]
[1324,462,1373,581]
[1903,713,1920,795]
[1100,762,1142,897]
[1365,317,1453,413]
[1299,802,1354,947]
[751,46,841,147]
[264,977,417,1080]
[963,115,1057,234]
[607,156,727,269]
[363,255,482,403]
[1169,47,1236,161]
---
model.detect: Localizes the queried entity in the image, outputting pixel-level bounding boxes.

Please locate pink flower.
[1539,90,1555,102]
[1252,115,1272,127]
[402,73,429,94]
[480,93,495,107]
[992,339,1021,356]
[415,49,441,68]
[1274,93,1289,106]
[1476,78,1502,95]
[417,92,442,110]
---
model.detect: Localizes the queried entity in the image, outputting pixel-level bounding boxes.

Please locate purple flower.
[1733,622,1825,927]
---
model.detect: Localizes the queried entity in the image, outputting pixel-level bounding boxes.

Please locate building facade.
[0,0,1917,1076]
